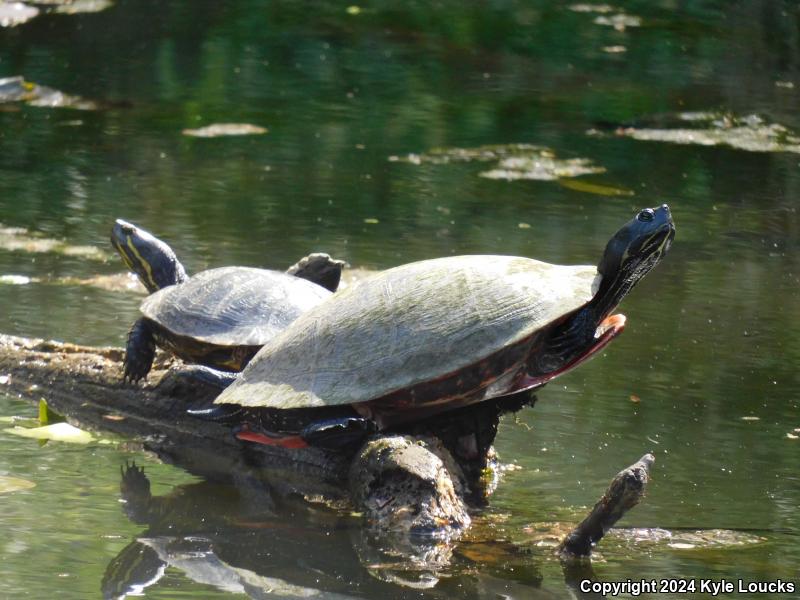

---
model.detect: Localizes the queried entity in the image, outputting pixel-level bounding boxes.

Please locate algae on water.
[390,144,607,182]
[594,113,800,154]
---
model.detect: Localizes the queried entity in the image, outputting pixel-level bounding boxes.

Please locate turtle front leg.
[124,318,156,382]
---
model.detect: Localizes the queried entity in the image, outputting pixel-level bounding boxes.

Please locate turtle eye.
[116,220,136,234]
[637,208,655,222]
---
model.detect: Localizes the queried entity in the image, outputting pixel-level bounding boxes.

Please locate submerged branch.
[558,453,654,559]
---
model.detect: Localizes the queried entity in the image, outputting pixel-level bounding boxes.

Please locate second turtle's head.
[594,204,675,317]
[111,219,188,293]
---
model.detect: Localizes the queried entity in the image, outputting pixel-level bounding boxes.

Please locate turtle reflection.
[102,463,545,600]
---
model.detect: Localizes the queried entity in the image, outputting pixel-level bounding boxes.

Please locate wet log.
[0,334,474,533]
[558,453,654,559]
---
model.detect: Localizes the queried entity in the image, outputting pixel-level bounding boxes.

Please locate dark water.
[1,1,799,598]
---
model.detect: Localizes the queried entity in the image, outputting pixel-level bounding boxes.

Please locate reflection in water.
[1,0,799,595]
[104,464,771,599]
[103,464,548,600]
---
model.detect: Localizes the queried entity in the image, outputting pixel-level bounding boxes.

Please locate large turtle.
[111,219,345,382]
[198,205,675,449]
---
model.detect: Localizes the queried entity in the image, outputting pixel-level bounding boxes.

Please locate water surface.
[1,1,798,597]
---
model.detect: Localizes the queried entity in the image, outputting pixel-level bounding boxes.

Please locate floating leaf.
[0,475,35,494]
[0,2,39,27]
[558,179,634,196]
[53,272,145,293]
[51,0,113,14]
[363,218,379,224]
[389,143,545,165]
[0,274,33,285]
[346,5,361,15]
[182,123,268,138]
[392,144,606,183]
[6,422,94,444]
[568,4,616,13]
[0,223,107,260]
[740,416,760,421]
[597,112,800,154]
[481,156,605,181]
[39,399,64,425]
[594,14,641,31]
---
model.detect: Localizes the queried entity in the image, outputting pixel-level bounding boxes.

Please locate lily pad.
[0,75,98,109]
[182,123,268,138]
[0,2,38,27]
[597,112,800,154]
[390,144,606,182]
[6,422,94,444]
[0,475,36,494]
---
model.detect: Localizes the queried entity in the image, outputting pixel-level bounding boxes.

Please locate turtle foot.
[123,318,155,383]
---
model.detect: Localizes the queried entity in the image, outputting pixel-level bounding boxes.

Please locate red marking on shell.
[236,430,309,449]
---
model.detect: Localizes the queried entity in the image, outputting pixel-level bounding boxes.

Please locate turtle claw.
[123,318,155,383]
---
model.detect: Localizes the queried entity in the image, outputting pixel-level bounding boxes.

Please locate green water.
[1,1,799,597]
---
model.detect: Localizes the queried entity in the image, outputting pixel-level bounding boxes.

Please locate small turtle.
[111,219,345,382]
[199,205,675,449]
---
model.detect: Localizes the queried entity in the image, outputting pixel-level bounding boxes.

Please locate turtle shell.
[214,255,600,409]
[141,266,331,346]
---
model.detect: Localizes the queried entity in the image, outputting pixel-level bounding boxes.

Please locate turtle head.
[111,219,188,293]
[594,204,675,318]
[529,205,674,379]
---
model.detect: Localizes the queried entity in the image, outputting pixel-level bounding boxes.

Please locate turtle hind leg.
[124,318,155,383]
[300,417,377,450]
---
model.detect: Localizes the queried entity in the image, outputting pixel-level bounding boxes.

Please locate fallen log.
[0,333,651,555]
[0,334,494,534]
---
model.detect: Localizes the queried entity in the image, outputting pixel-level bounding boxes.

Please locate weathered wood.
[0,334,486,533]
[557,453,654,558]
[0,334,352,498]
[0,333,651,550]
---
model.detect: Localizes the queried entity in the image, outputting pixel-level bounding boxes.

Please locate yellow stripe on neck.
[125,236,157,291]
